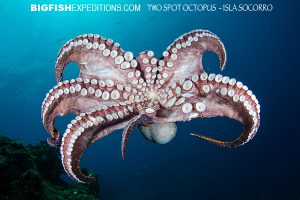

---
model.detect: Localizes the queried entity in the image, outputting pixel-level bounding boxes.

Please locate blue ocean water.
[0,0,299,199]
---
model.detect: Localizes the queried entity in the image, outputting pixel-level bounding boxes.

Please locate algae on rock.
[0,135,99,200]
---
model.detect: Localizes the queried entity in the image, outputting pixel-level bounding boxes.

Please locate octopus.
[41,29,260,183]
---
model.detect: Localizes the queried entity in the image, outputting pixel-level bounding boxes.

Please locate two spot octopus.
[41,29,260,183]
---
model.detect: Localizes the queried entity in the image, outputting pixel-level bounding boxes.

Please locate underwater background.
[0,0,299,199]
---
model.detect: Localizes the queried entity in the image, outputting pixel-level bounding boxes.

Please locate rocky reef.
[0,135,99,200]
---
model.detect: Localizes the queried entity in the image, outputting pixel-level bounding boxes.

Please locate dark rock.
[0,135,99,200]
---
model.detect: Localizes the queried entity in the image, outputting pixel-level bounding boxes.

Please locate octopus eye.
[138,122,177,144]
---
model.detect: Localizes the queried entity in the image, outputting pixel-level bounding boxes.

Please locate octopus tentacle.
[41,77,142,142]
[47,130,61,147]
[55,34,139,86]
[89,101,145,144]
[156,30,226,89]
[61,103,140,183]
[159,73,260,147]
[190,118,257,147]
[189,73,260,147]
[121,114,153,159]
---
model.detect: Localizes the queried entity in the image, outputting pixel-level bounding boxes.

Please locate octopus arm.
[190,96,259,148]
[159,30,226,85]
[121,114,153,160]
[61,103,140,183]
[41,77,132,146]
[55,34,140,86]
[162,73,260,148]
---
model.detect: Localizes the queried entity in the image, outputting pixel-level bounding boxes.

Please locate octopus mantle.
[41,29,261,183]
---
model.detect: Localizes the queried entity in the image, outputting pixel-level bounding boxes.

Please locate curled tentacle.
[61,103,140,183]
[121,114,154,159]
[47,133,61,147]
[55,34,140,86]
[41,77,136,143]
[155,30,227,89]
[160,72,260,147]
[190,99,257,148]
[191,72,260,147]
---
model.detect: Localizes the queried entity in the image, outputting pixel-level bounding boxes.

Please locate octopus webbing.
[41,29,260,183]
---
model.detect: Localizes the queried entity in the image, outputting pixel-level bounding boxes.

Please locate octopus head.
[138,122,177,144]
[137,104,177,144]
